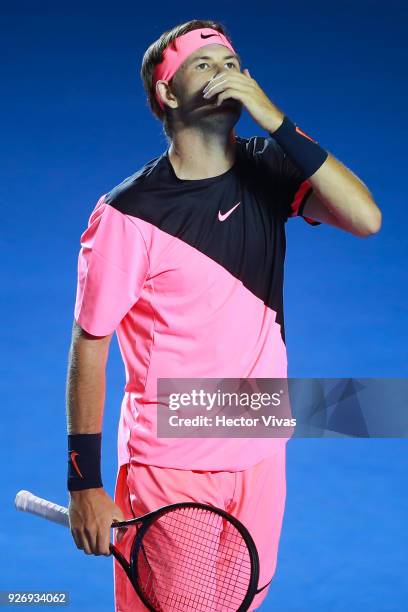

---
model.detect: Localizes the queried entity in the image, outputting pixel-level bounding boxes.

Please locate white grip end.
[15,490,70,527]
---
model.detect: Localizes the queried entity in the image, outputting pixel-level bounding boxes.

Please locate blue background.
[1,1,407,610]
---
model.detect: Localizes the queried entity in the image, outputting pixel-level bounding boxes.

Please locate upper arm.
[72,319,114,343]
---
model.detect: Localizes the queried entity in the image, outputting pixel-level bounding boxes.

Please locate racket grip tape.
[15,490,70,526]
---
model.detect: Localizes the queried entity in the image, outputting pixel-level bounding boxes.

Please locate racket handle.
[14,490,129,530]
[15,490,70,527]
[14,490,129,568]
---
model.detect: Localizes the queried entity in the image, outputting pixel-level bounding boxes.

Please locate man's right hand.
[68,488,126,556]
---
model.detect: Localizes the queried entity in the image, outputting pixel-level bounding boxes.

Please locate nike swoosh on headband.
[218,201,241,222]
[200,33,218,39]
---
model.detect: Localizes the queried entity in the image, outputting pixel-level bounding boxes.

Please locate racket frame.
[110,501,260,612]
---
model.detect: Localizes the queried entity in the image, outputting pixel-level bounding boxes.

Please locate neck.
[167,127,237,180]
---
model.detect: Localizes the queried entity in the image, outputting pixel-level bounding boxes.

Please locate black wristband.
[67,433,103,491]
[269,115,329,179]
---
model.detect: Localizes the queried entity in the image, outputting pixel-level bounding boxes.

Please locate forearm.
[66,326,123,555]
[265,109,381,235]
[306,153,381,232]
[66,321,111,434]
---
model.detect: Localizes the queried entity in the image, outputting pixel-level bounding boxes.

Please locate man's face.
[169,43,243,129]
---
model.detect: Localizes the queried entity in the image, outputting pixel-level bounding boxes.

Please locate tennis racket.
[15,490,261,611]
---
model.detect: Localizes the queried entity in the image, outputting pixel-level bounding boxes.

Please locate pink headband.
[153,28,237,110]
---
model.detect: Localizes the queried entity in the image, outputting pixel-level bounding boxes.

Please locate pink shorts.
[113,448,287,611]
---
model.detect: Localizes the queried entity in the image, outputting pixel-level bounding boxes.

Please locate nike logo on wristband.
[295,126,315,142]
[70,451,84,478]
[218,201,241,222]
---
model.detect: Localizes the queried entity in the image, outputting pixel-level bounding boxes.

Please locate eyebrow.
[187,54,241,66]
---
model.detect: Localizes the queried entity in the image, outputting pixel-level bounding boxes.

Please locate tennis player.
[66,19,381,611]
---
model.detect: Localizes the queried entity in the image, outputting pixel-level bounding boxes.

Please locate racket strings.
[134,506,252,611]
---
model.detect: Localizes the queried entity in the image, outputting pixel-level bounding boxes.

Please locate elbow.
[368,203,382,234]
[354,204,382,237]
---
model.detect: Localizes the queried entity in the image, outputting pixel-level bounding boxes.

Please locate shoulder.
[104,154,164,215]
[236,134,284,173]
[80,156,163,244]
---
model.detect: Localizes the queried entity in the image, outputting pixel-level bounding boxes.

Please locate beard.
[169,85,243,132]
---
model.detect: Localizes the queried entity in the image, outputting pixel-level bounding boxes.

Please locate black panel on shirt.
[105,135,313,343]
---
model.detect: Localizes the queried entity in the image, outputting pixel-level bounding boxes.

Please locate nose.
[208,66,227,83]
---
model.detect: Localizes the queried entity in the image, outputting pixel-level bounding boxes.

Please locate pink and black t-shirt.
[74,134,320,471]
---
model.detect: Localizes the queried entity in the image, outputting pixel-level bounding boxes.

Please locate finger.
[112,503,126,523]
[115,511,126,523]
[76,530,92,555]
[71,528,84,551]
[203,73,244,95]
[205,82,245,100]
[82,541,93,555]
[111,510,127,544]
[83,526,98,555]
[96,527,111,556]
[206,76,252,99]
[216,89,242,106]
[205,72,227,87]
[111,513,126,528]
[114,526,127,544]
[203,79,229,98]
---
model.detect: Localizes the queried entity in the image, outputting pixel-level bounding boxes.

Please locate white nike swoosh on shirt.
[218,201,241,222]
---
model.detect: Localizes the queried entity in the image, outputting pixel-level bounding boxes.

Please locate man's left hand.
[202,69,284,133]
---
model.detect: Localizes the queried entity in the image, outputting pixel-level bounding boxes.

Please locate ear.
[155,80,179,109]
